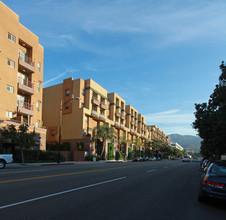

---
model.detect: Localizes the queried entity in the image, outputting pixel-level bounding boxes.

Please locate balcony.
[120,124,124,129]
[121,113,125,120]
[99,113,105,120]
[17,78,34,95]
[18,53,35,73]
[115,112,121,118]
[91,110,98,117]
[17,101,34,116]
[115,121,120,127]
[92,97,100,106]
[100,102,107,110]
[131,120,135,125]
[130,129,134,133]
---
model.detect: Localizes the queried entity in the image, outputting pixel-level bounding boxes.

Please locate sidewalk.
[6,160,131,168]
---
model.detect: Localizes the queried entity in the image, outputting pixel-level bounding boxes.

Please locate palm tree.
[93,123,116,158]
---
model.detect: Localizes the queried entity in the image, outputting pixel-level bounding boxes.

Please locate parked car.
[198,161,226,202]
[133,157,143,162]
[182,155,191,162]
[151,157,157,161]
[0,154,13,169]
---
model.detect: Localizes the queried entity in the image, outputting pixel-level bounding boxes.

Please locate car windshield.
[209,163,226,176]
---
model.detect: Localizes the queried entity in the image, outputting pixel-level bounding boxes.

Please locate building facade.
[43,77,167,160]
[0,2,46,151]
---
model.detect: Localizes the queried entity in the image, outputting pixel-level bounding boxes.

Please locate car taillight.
[203,179,225,189]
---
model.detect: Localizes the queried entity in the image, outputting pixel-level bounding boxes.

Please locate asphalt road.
[0,160,225,220]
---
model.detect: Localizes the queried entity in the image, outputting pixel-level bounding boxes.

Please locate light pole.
[57,95,80,163]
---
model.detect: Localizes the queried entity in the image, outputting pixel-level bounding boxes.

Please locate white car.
[182,155,191,162]
[0,154,13,168]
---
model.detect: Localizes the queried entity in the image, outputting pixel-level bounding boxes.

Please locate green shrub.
[46,142,71,151]
[77,142,85,151]
[13,149,65,163]
[115,151,122,160]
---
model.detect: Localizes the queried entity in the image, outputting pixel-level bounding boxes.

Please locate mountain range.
[169,134,202,153]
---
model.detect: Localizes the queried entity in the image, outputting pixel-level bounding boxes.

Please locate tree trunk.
[20,147,25,164]
[101,140,105,158]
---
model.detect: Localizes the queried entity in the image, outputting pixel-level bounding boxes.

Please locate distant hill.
[169,134,202,153]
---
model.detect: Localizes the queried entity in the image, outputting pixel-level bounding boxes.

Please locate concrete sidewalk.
[6,160,131,168]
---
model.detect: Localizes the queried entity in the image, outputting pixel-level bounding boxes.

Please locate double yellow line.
[0,165,139,184]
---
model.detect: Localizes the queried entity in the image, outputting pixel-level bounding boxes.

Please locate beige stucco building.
[43,77,167,160]
[0,2,46,151]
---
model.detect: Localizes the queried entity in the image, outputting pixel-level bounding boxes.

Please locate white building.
[171,143,184,151]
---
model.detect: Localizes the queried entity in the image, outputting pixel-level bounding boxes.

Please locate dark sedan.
[198,161,226,202]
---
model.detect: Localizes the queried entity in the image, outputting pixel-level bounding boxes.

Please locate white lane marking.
[147,169,157,173]
[0,169,48,175]
[0,176,127,210]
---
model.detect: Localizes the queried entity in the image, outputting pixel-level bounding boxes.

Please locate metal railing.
[18,52,35,67]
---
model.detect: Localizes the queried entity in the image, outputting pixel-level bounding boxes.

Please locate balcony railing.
[115,112,121,118]
[99,113,105,120]
[121,114,125,120]
[92,97,100,106]
[18,52,35,73]
[17,77,34,94]
[100,102,107,110]
[91,110,98,117]
[17,100,34,116]
[115,121,120,127]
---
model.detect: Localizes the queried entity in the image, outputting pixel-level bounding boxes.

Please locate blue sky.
[3,0,226,136]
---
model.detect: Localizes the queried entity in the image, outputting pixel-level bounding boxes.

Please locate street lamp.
[57,94,80,163]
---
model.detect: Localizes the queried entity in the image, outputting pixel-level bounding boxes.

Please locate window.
[7,59,15,68]
[35,122,39,128]
[6,85,14,93]
[8,33,15,42]
[37,82,40,92]
[6,111,13,118]
[65,104,69,110]
[37,62,41,72]
[65,89,70,96]
[36,102,39,111]
[51,130,55,137]
[81,102,84,108]
[85,116,88,123]
[82,89,85,96]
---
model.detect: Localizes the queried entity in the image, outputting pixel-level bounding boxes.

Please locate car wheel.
[0,160,6,169]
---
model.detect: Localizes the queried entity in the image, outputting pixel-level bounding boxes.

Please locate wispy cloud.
[144,109,196,135]
[43,69,77,87]
[15,0,226,51]
[144,109,194,124]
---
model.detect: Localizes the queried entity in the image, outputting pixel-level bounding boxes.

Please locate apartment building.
[148,125,167,141]
[43,77,167,160]
[0,2,46,151]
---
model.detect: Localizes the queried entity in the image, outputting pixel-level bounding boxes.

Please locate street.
[0,160,225,220]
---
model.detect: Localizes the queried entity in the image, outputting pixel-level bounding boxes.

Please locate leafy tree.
[118,134,130,160]
[133,138,142,156]
[93,123,116,157]
[193,61,226,159]
[0,124,36,163]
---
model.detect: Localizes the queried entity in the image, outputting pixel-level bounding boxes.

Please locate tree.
[93,123,116,158]
[0,124,36,163]
[133,138,142,157]
[193,61,226,159]
[151,138,169,158]
[17,124,36,163]
[118,134,131,160]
